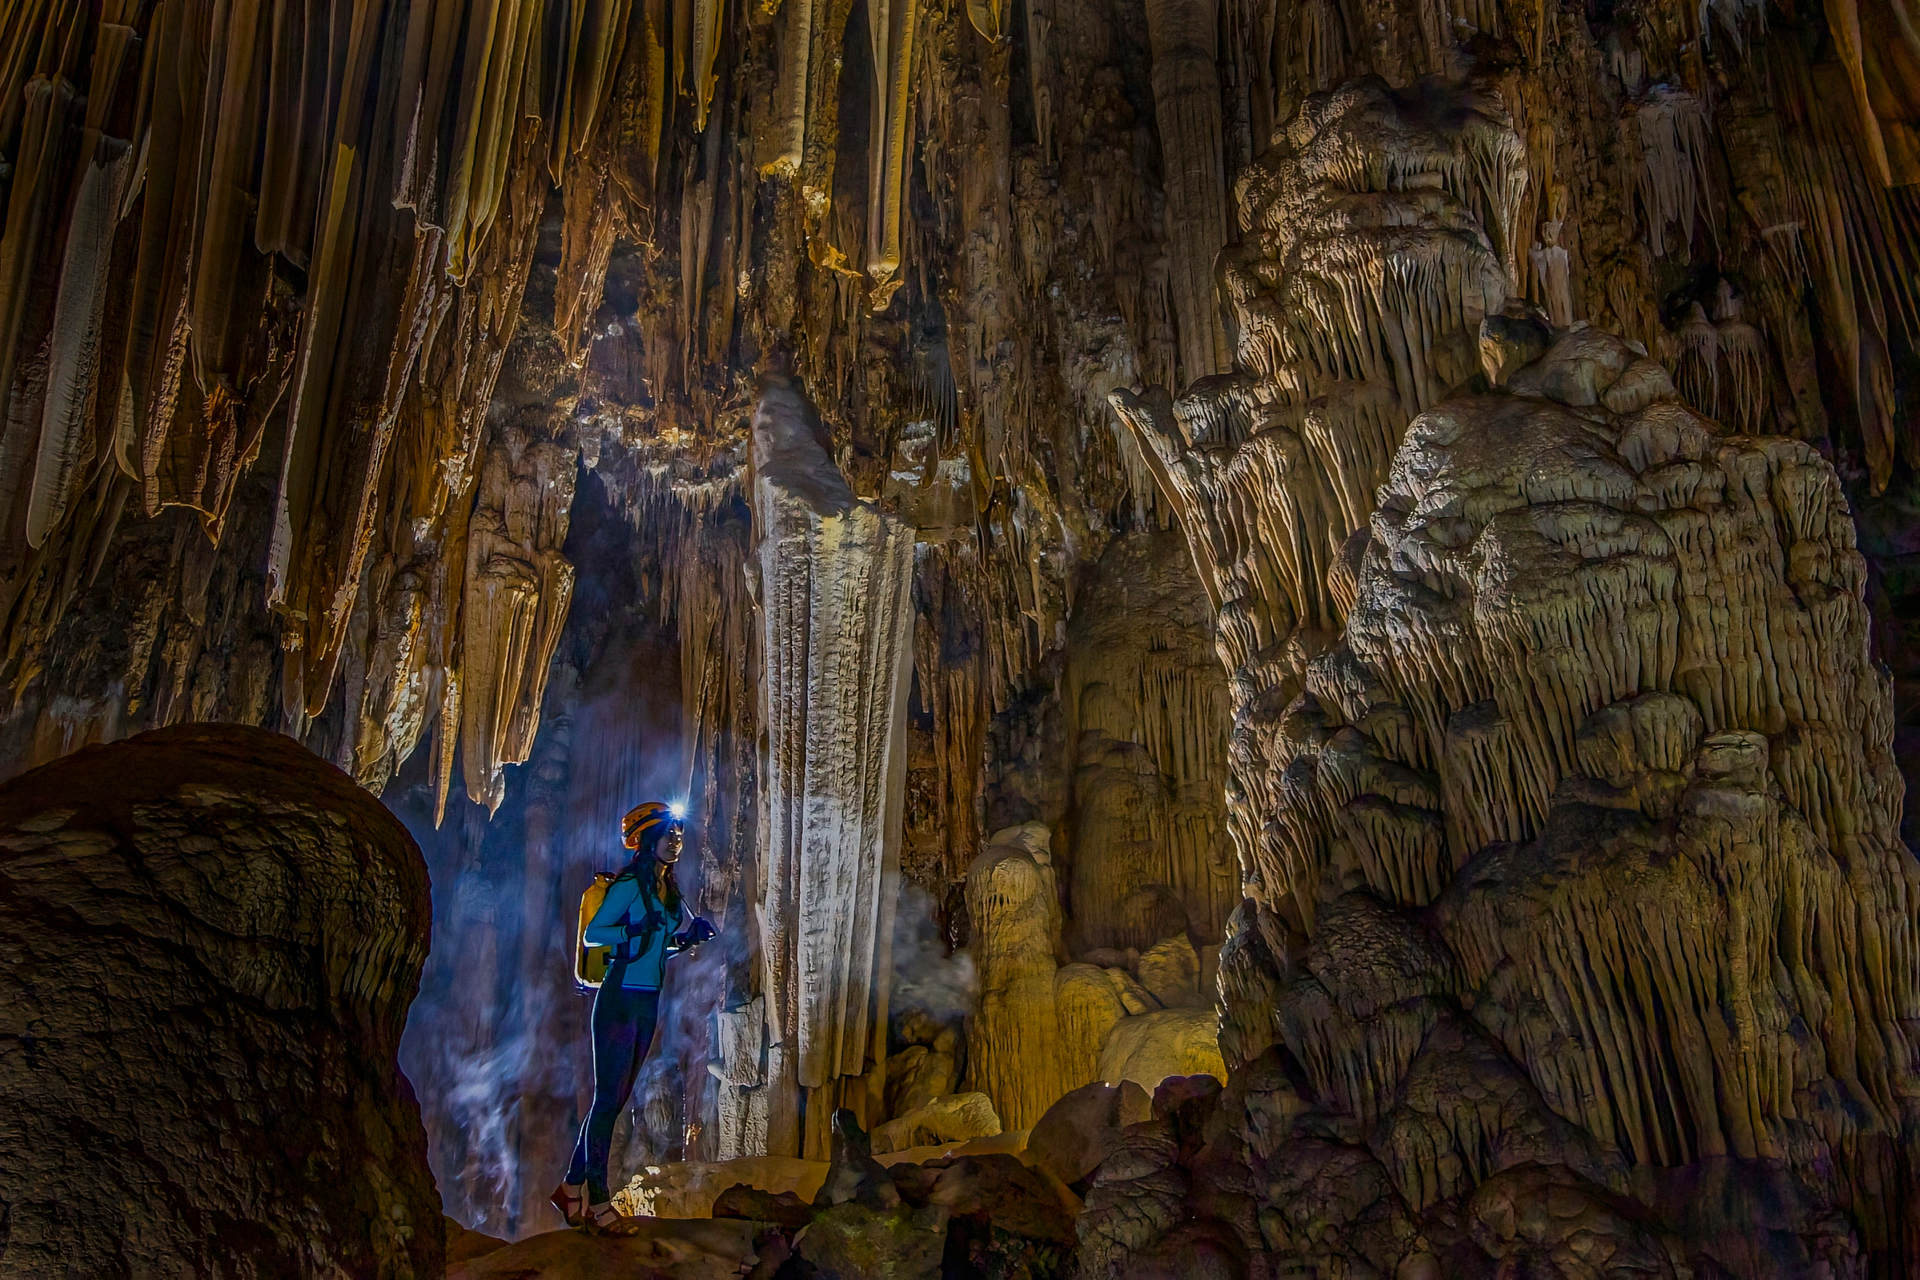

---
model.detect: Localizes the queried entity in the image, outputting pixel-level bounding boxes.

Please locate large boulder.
[1027,1080,1153,1188]
[0,725,439,1278]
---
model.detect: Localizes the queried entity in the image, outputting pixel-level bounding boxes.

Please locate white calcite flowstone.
[749,377,918,1159]
[870,1091,1003,1155]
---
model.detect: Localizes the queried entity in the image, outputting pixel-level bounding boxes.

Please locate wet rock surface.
[0,724,438,1278]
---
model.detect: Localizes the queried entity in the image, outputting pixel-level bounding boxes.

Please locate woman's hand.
[672,917,717,950]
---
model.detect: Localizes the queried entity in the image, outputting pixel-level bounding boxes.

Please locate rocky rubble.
[459,1107,1084,1279]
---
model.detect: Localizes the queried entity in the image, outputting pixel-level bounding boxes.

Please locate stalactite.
[1630,85,1713,261]
[864,0,919,309]
[1773,41,1920,493]
[1712,280,1768,434]
[459,417,579,814]
[1671,300,1721,416]
[1822,0,1920,187]
[1145,0,1232,382]
[966,0,1007,39]
[1065,530,1235,951]
[8,2,1920,1265]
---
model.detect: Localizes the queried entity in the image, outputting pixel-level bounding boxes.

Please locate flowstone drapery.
[749,379,917,1161]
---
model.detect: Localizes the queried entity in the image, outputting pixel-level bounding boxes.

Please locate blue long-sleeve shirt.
[584,869,692,990]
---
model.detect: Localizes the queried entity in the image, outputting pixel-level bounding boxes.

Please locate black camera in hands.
[673,916,718,949]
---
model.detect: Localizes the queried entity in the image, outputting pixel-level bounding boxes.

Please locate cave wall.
[3,0,1920,1264]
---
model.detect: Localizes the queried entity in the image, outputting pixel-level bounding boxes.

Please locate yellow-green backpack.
[574,872,620,988]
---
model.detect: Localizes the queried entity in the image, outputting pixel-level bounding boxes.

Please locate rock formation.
[5,0,1920,1265]
[1109,70,1920,1277]
[749,377,918,1159]
[0,725,439,1278]
[966,822,1068,1130]
[1065,529,1235,955]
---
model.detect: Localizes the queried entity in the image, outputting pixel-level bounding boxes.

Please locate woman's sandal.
[583,1200,643,1235]
[549,1182,586,1227]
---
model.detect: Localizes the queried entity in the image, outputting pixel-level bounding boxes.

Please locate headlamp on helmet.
[623,800,682,842]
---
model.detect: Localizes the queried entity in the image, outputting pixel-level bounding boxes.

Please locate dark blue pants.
[563,982,660,1204]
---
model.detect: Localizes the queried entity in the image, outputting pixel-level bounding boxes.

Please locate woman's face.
[655,824,684,864]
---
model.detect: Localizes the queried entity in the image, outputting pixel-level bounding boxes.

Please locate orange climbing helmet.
[623,800,682,843]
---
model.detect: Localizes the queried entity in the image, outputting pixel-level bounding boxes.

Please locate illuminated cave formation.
[3,0,1920,1276]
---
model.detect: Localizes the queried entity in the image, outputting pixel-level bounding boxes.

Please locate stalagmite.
[751,378,917,1158]
[1056,964,1129,1092]
[1096,1008,1225,1090]
[964,824,1065,1131]
[1528,217,1574,329]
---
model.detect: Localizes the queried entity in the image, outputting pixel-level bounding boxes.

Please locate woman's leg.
[564,982,634,1189]
[578,985,661,1204]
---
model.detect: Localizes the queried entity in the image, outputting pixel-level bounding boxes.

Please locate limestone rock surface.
[446,1219,511,1267]
[444,1218,758,1280]
[872,1090,1003,1155]
[885,1010,963,1116]
[1135,934,1204,1008]
[797,1200,951,1279]
[614,1156,829,1218]
[0,724,438,1279]
[1098,1008,1228,1092]
[1027,1080,1155,1187]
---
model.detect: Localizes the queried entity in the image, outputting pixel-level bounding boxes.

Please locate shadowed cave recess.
[4,0,1920,1275]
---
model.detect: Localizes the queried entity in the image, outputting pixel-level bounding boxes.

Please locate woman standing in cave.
[551,801,715,1232]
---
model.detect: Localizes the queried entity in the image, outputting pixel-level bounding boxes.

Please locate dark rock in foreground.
[444,1219,757,1279]
[0,725,439,1278]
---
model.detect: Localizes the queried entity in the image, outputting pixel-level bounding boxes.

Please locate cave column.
[749,380,918,1159]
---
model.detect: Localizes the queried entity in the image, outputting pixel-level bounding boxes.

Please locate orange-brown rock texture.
[4,0,1920,1271]
[0,724,438,1278]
